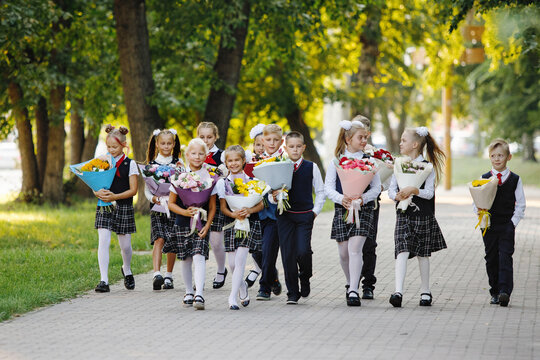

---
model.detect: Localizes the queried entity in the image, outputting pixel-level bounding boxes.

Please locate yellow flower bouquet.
[468,176,498,235]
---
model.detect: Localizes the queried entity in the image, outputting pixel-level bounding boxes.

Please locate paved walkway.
[1,186,539,359]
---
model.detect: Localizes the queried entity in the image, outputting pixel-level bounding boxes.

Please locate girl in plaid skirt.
[197,122,228,289]
[93,125,138,293]
[144,129,183,290]
[168,138,217,310]
[216,145,264,310]
[324,120,381,307]
[388,127,447,308]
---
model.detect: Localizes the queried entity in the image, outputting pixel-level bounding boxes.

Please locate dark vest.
[206,149,223,166]
[288,160,314,212]
[110,156,133,206]
[335,154,373,210]
[395,160,434,216]
[149,157,179,210]
[482,171,518,224]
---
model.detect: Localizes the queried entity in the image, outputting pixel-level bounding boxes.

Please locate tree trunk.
[70,98,85,165]
[522,132,537,162]
[35,96,49,189]
[7,81,40,198]
[380,109,398,153]
[114,0,164,213]
[202,0,251,149]
[285,104,325,178]
[43,82,66,203]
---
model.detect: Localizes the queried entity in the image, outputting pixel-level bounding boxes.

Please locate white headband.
[416,126,428,137]
[249,124,266,140]
[339,120,364,131]
[153,129,178,137]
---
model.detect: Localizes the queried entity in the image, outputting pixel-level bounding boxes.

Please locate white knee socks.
[229,247,249,306]
[193,254,206,297]
[181,257,194,294]
[117,234,132,276]
[395,252,409,294]
[418,256,431,299]
[210,231,226,281]
[348,236,366,296]
[337,241,350,286]
[98,229,111,283]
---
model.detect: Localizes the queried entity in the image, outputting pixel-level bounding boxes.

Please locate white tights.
[227,247,249,306]
[395,252,431,299]
[337,236,366,297]
[209,231,226,280]
[97,229,133,284]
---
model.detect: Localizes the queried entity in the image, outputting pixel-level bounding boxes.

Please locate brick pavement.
[0,186,539,359]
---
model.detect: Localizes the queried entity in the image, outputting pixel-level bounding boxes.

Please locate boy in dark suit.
[273,131,325,304]
[476,139,525,307]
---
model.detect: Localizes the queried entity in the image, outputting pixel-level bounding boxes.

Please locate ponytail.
[173,134,181,160]
[407,128,446,185]
[145,133,157,164]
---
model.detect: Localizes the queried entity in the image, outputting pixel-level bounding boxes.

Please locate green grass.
[451,156,540,187]
[0,200,153,322]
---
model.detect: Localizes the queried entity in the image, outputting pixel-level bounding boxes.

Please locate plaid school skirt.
[394,212,447,259]
[224,218,263,253]
[94,204,136,235]
[210,201,226,232]
[150,211,175,245]
[166,224,210,261]
[330,203,375,242]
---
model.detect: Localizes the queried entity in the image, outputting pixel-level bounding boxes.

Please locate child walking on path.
[167,138,217,310]
[255,124,284,301]
[197,122,228,289]
[475,139,525,307]
[93,125,138,293]
[144,129,182,290]
[387,127,446,307]
[216,145,264,310]
[324,120,381,307]
[273,131,325,304]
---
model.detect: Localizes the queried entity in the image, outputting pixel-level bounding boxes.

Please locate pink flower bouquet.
[139,164,180,216]
[334,156,377,226]
[171,169,218,235]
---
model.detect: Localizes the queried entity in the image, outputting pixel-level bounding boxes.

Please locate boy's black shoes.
[389,292,403,307]
[499,292,510,307]
[300,279,310,298]
[286,295,300,305]
[256,291,271,301]
[121,267,135,290]
[95,281,110,293]
[362,288,374,300]
[490,295,500,305]
[272,278,282,296]
[153,274,164,290]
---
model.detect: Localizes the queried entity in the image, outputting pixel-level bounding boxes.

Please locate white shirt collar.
[293,158,303,167]
[413,154,425,162]
[155,153,173,164]
[208,145,219,153]
[491,167,509,176]
[113,153,125,161]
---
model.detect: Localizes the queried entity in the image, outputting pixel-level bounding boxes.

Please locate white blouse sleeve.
[416,170,435,200]
[128,160,139,177]
[388,175,398,201]
[324,159,344,205]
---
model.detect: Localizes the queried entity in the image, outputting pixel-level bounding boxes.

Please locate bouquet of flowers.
[70,155,116,207]
[334,156,377,227]
[252,155,294,214]
[393,156,433,212]
[139,164,180,217]
[222,176,270,238]
[171,169,218,235]
[468,177,498,235]
[371,148,394,185]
